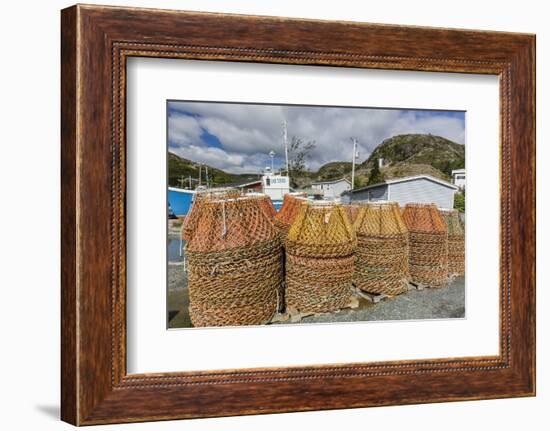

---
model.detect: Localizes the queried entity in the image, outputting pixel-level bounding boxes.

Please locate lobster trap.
[440,209,465,276]
[181,187,241,241]
[402,203,449,288]
[273,193,307,238]
[247,193,277,219]
[185,196,283,327]
[285,202,356,313]
[353,202,410,295]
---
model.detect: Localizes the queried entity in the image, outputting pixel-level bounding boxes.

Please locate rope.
[221,201,227,239]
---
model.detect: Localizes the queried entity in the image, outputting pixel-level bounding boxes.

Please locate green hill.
[298,134,463,187]
[362,134,465,177]
[315,161,353,181]
[168,152,257,188]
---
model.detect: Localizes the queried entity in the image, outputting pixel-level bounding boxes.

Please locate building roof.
[343,175,458,195]
[311,178,351,186]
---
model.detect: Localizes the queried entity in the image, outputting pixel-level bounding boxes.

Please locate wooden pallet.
[408,281,426,290]
[353,287,390,303]
[271,295,360,324]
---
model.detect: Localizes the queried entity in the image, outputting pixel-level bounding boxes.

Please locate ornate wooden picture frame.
[61,4,535,425]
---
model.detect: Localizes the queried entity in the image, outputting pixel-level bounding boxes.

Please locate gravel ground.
[296,276,465,325]
[167,233,465,328]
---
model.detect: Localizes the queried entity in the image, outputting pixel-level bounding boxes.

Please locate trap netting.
[273,193,307,237]
[181,187,241,241]
[440,209,465,276]
[344,204,362,226]
[246,193,277,220]
[185,196,283,327]
[402,203,449,288]
[285,202,357,313]
[353,202,410,295]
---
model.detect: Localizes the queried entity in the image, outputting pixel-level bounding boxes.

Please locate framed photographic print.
[61,4,535,425]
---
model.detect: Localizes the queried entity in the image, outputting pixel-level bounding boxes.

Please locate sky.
[167,101,465,175]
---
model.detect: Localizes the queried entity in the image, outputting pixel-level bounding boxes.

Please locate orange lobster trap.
[185,196,283,327]
[402,203,449,288]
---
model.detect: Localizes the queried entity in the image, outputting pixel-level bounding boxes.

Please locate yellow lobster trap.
[353,202,410,295]
[285,202,356,313]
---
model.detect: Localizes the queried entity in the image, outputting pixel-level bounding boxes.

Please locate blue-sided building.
[168,187,196,216]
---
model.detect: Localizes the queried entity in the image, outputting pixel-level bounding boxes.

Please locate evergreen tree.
[367,162,385,185]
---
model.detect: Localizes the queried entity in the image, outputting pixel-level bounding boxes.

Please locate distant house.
[221,178,263,194]
[341,175,458,209]
[451,168,466,190]
[311,178,351,199]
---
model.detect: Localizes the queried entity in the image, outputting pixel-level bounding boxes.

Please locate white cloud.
[167,112,203,148]
[168,101,465,174]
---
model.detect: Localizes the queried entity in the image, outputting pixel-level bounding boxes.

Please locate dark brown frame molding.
[61,4,536,425]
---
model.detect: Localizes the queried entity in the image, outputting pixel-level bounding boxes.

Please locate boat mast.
[283,120,289,177]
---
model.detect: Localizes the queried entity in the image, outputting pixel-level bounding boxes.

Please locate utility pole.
[205,166,209,188]
[178,175,185,189]
[198,165,201,187]
[188,175,192,189]
[351,138,359,190]
[283,120,289,177]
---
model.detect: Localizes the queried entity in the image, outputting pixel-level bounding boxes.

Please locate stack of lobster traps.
[402,203,449,288]
[285,202,356,314]
[439,209,465,276]
[184,194,283,327]
[353,202,410,295]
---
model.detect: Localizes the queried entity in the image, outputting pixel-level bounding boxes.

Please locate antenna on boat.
[269,150,275,172]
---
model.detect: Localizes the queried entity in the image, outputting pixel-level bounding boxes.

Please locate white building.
[451,168,466,190]
[341,175,458,209]
[311,178,352,199]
